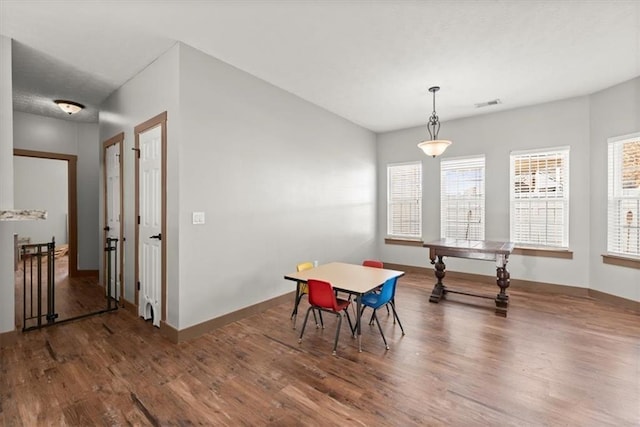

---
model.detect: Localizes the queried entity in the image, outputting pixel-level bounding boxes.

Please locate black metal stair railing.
[22,238,57,331]
[21,237,119,332]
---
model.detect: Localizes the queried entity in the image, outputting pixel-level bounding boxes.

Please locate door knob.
[150,233,162,240]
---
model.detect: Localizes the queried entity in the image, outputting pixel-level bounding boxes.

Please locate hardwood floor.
[1,271,638,426]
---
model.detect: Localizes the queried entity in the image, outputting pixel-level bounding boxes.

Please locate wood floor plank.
[2,271,639,426]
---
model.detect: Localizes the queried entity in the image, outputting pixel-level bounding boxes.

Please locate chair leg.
[344,308,354,337]
[349,296,358,318]
[298,306,314,343]
[332,313,343,356]
[372,310,389,350]
[390,300,405,335]
[291,294,318,329]
[318,311,324,329]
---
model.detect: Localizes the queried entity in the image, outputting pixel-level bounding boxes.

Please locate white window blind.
[440,156,485,240]
[608,133,640,258]
[387,162,422,239]
[510,147,570,248]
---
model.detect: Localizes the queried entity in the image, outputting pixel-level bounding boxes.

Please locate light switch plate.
[192,211,205,225]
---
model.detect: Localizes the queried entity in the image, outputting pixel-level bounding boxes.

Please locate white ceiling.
[1,0,639,132]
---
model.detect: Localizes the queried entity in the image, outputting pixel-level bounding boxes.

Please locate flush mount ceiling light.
[417,86,452,157]
[54,99,84,115]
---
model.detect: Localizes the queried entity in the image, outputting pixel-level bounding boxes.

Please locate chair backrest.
[377,277,398,305]
[307,279,340,311]
[296,262,314,294]
[297,261,314,272]
[362,259,383,268]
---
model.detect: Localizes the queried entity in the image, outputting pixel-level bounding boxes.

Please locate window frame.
[386,161,422,240]
[607,132,640,260]
[509,146,570,249]
[440,155,486,240]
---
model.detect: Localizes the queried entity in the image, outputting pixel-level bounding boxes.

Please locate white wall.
[0,35,15,335]
[378,79,640,301]
[99,43,180,323]
[100,42,377,330]
[14,112,79,153]
[13,156,68,245]
[378,96,591,288]
[97,42,635,334]
[13,111,100,269]
[77,123,100,269]
[177,44,377,329]
[589,77,640,302]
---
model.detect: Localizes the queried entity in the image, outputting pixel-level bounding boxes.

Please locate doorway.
[103,133,124,303]
[13,149,77,275]
[13,149,115,330]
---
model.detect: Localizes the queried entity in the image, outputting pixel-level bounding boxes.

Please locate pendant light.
[417,86,452,157]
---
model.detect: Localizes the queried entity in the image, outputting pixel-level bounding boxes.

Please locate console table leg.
[495,266,510,317]
[429,255,446,303]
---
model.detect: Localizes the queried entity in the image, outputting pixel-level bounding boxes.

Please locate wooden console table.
[423,239,515,316]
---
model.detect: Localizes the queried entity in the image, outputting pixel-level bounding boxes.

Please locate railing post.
[105,238,119,310]
[46,237,57,324]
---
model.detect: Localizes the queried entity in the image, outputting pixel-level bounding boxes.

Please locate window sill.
[602,254,640,270]
[512,246,573,259]
[385,238,424,247]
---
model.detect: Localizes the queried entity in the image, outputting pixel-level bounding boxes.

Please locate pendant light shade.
[417,86,452,157]
[417,139,451,157]
[54,99,84,115]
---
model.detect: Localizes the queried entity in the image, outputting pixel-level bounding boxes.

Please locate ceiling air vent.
[474,99,501,108]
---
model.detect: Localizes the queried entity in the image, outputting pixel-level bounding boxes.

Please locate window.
[510,147,569,248]
[440,156,485,240]
[387,162,422,239]
[608,133,640,258]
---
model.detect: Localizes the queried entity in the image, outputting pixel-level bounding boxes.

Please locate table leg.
[495,265,510,317]
[291,282,301,328]
[429,255,446,303]
[356,294,362,352]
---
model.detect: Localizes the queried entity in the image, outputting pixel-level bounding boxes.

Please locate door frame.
[102,132,124,302]
[134,112,167,324]
[13,149,79,277]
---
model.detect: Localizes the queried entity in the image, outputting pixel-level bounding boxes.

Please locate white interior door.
[138,125,162,327]
[105,142,121,300]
